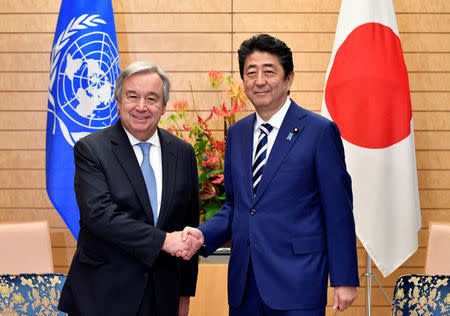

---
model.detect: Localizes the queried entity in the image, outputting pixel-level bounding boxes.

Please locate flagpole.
[334,252,392,316]
[365,255,373,315]
[361,253,393,316]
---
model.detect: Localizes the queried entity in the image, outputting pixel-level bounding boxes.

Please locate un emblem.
[48,14,119,146]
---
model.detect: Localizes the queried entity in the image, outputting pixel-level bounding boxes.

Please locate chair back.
[0,273,67,315]
[425,221,450,275]
[0,221,54,274]
[392,274,450,315]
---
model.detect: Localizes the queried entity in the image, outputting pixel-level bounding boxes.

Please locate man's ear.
[286,71,295,95]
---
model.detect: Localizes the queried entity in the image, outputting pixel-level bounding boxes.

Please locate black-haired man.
[183,34,359,316]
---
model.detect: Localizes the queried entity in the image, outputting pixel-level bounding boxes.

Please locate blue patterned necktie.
[137,142,158,226]
[252,123,273,195]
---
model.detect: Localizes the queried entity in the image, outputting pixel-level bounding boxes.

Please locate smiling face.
[243,50,294,120]
[117,71,166,141]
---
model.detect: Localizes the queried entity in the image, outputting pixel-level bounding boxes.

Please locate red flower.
[212,140,226,152]
[213,102,228,118]
[201,152,219,168]
[228,82,247,106]
[209,70,223,88]
[213,101,242,119]
[162,70,246,223]
[211,174,224,184]
[197,111,213,124]
[173,100,188,113]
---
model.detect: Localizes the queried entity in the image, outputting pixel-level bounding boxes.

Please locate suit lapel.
[156,128,177,228]
[252,102,307,204]
[242,114,257,203]
[110,121,154,222]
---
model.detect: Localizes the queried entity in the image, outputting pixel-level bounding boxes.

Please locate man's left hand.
[333,286,358,311]
[179,296,190,316]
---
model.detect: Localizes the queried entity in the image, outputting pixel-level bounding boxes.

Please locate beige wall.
[0,0,449,315]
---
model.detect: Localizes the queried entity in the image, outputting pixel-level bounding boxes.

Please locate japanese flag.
[321,0,421,277]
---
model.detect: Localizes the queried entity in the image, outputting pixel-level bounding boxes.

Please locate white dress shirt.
[252,97,291,163]
[123,127,163,218]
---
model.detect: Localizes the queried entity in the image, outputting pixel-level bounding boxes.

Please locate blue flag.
[46,0,120,239]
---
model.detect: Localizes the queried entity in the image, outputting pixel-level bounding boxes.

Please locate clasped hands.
[161,227,204,260]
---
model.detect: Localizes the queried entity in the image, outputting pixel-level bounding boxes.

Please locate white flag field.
[321,0,421,277]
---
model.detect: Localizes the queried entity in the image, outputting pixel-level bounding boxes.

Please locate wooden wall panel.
[0,14,57,33]
[116,14,231,33]
[112,0,231,13]
[0,209,66,227]
[0,150,45,169]
[233,33,450,53]
[234,13,449,33]
[416,151,450,169]
[117,34,231,52]
[0,34,53,52]
[0,0,448,315]
[411,92,450,111]
[233,0,450,13]
[0,0,232,13]
[0,52,231,72]
[233,33,335,52]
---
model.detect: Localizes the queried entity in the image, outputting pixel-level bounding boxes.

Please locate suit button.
[247,239,250,245]
[250,209,256,216]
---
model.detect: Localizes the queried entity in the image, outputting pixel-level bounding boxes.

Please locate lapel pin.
[287,132,293,140]
[287,127,300,141]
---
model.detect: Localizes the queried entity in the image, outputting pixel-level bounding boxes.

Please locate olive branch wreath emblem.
[47,14,106,146]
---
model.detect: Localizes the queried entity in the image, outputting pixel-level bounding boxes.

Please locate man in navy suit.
[58,61,200,316]
[182,34,359,315]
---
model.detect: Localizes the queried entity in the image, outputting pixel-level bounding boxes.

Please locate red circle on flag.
[325,23,412,149]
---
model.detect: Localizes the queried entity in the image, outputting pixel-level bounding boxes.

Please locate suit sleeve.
[179,146,200,296]
[198,125,234,255]
[74,139,166,268]
[315,122,359,287]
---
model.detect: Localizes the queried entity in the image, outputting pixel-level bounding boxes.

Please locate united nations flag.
[46,0,120,239]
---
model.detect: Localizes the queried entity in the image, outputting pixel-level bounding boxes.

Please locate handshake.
[161,227,204,260]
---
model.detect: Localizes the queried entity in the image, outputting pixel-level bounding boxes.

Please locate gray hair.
[114,61,171,105]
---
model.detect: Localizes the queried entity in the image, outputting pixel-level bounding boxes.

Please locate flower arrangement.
[162,71,247,222]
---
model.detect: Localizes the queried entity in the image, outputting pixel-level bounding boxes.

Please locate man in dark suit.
[182,34,359,315]
[58,61,201,316]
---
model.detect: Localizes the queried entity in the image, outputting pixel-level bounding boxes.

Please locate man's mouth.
[133,114,150,121]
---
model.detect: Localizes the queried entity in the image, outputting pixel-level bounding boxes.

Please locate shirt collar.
[123,126,161,148]
[254,97,291,132]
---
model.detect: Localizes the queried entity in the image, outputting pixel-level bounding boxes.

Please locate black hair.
[237,34,294,80]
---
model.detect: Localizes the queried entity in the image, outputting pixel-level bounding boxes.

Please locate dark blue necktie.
[252,123,273,195]
[137,142,158,226]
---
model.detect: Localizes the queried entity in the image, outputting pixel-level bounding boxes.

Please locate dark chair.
[392,274,450,315]
[0,273,67,315]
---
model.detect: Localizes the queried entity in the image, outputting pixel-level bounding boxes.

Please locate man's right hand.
[179,227,204,260]
[161,231,190,256]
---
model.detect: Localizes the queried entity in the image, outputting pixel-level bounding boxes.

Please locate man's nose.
[136,98,147,111]
[255,72,265,85]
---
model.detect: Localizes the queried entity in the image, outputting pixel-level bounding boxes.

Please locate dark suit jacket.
[199,100,359,310]
[58,121,199,316]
